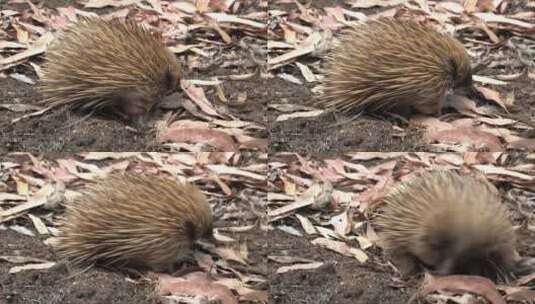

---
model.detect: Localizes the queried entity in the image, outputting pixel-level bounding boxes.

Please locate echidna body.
[374,170,516,278]
[54,173,213,272]
[318,18,473,115]
[40,17,181,119]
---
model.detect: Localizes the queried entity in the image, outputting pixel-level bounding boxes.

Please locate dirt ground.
[268,77,535,155]
[268,0,535,155]
[267,230,414,304]
[0,0,267,152]
[0,229,160,304]
[264,153,418,304]
[0,228,268,304]
[267,220,535,304]
[267,79,427,154]
[0,74,268,152]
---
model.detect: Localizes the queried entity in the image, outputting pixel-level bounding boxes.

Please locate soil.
[269,105,427,156]
[0,0,267,152]
[0,76,159,152]
[0,229,160,304]
[0,226,268,304]
[265,75,427,155]
[266,211,535,304]
[0,74,269,152]
[266,201,535,304]
[266,230,414,304]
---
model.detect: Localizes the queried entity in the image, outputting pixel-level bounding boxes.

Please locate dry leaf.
[158,273,238,304]
[275,110,323,122]
[311,237,368,263]
[417,274,505,304]
[505,289,535,302]
[472,164,534,180]
[9,262,56,273]
[206,164,265,180]
[205,13,265,28]
[427,127,504,151]
[295,214,316,234]
[475,86,507,111]
[277,262,324,274]
[180,80,222,118]
[158,127,238,152]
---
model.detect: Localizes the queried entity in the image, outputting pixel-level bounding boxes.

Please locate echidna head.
[421,228,515,279]
[434,244,513,279]
[111,63,180,121]
[185,218,214,243]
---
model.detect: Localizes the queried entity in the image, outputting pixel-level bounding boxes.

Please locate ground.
[267,230,414,304]
[0,229,160,304]
[0,228,268,304]
[0,75,269,152]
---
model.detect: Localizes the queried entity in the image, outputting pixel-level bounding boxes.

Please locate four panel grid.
[0,1,534,303]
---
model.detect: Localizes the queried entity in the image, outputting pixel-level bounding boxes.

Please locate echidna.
[373,170,516,279]
[54,172,213,272]
[317,18,473,115]
[40,17,181,119]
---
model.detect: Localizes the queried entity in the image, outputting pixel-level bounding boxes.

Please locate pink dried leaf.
[210,0,234,11]
[417,274,505,304]
[180,80,222,118]
[476,86,508,111]
[508,138,535,150]
[427,127,504,151]
[505,288,535,302]
[240,138,268,152]
[158,272,238,304]
[446,94,479,114]
[410,116,453,134]
[158,127,238,152]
